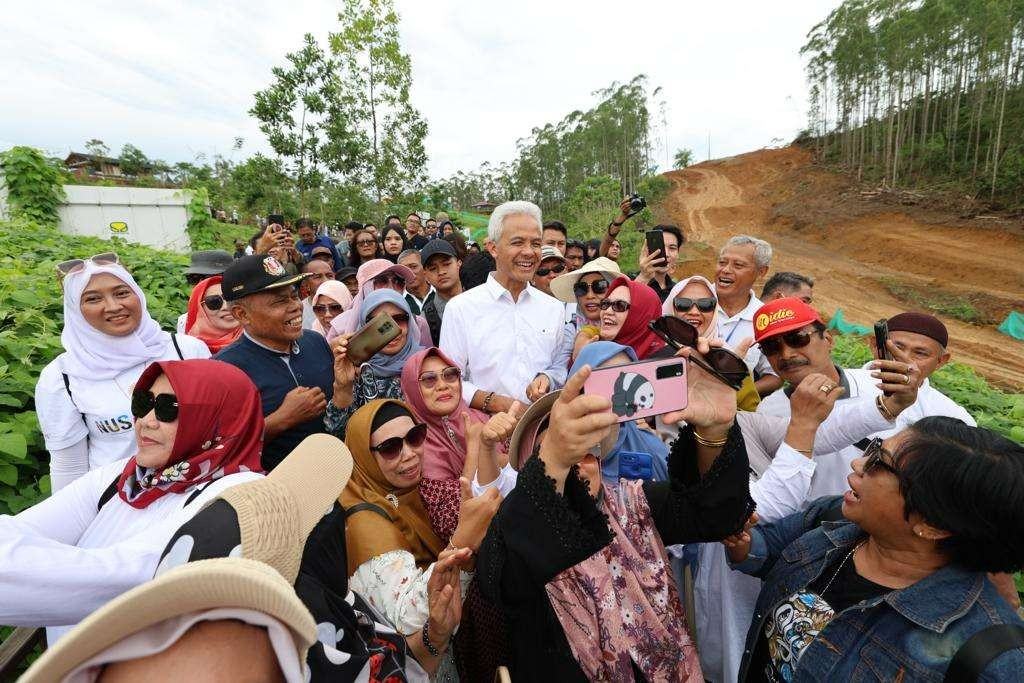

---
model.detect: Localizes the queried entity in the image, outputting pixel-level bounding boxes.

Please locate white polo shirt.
[714,289,776,377]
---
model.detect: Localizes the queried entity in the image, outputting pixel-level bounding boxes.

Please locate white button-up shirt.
[714,289,776,377]
[440,274,570,404]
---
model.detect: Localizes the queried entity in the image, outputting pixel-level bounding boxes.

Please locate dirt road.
[661,146,1024,390]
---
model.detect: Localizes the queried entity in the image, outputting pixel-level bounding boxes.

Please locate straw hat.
[549,256,622,303]
[508,390,562,470]
[21,558,317,683]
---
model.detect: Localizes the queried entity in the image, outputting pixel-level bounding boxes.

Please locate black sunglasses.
[371,423,428,460]
[419,366,461,389]
[673,296,717,313]
[599,299,630,313]
[647,316,748,390]
[863,437,900,477]
[131,391,179,422]
[573,279,610,297]
[355,239,377,247]
[373,274,405,288]
[312,303,344,315]
[202,295,227,311]
[758,328,823,357]
[536,263,566,277]
[392,312,410,324]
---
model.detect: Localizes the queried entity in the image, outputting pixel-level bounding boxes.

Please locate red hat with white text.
[753,297,824,343]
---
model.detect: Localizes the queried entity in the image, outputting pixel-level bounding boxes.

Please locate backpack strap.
[345,502,391,521]
[944,624,1024,682]
[170,333,184,360]
[183,480,218,506]
[62,372,88,427]
[97,476,120,511]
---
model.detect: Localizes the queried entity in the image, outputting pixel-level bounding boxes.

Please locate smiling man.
[439,200,569,409]
[216,254,333,470]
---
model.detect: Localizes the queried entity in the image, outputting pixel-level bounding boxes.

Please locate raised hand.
[481,402,519,446]
[525,374,551,403]
[662,338,737,432]
[868,339,922,415]
[789,372,845,430]
[722,512,759,563]
[330,334,357,408]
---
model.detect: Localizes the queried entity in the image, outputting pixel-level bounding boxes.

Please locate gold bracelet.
[482,392,495,414]
[693,430,729,448]
[876,394,896,422]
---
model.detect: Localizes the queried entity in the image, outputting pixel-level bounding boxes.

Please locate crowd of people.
[4,198,1024,682]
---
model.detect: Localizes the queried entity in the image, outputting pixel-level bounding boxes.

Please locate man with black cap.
[420,239,463,345]
[215,254,334,471]
[177,250,234,333]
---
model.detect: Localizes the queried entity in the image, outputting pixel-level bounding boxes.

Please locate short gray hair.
[721,235,772,268]
[397,249,421,264]
[488,201,542,244]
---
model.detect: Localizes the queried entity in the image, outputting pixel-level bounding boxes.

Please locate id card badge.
[618,450,653,480]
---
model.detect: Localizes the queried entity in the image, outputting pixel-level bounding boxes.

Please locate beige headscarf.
[310,280,353,337]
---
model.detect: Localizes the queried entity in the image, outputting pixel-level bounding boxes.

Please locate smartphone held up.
[583,357,688,424]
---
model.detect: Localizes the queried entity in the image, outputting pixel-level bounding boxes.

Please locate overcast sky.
[3,0,842,179]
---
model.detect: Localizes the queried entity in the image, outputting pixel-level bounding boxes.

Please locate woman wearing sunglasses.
[327,259,433,346]
[36,256,210,492]
[549,257,623,364]
[327,290,422,440]
[342,399,501,665]
[725,417,1024,682]
[309,280,352,337]
[3,359,264,635]
[597,276,667,360]
[348,228,383,269]
[184,275,243,353]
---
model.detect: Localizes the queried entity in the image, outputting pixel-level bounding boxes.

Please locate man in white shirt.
[713,235,782,396]
[397,249,434,315]
[440,201,569,411]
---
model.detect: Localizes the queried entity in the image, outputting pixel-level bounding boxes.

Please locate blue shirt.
[215,330,334,471]
[294,235,343,270]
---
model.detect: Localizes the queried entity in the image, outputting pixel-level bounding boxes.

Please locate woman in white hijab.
[34,255,209,491]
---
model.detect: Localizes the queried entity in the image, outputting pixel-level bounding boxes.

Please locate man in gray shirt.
[420,239,463,345]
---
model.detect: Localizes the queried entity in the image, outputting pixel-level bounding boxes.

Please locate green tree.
[330,0,428,202]
[673,148,694,169]
[84,138,109,158]
[118,143,150,177]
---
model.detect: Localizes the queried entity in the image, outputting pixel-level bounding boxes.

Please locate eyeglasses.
[131,390,179,422]
[419,366,462,389]
[373,274,406,288]
[573,279,610,298]
[863,437,900,477]
[673,296,717,313]
[536,263,566,277]
[355,239,377,247]
[370,422,428,460]
[599,299,630,313]
[56,252,120,277]
[392,312,410,325]
[312,303,344,315]
[647,316,749,390]
[202,295,227,311]
[758,328,823,357]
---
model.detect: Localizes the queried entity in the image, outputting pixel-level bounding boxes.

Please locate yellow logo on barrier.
[755,309,794,332]
[109,221,128,234]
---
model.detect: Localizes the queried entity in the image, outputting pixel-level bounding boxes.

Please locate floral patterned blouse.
[324,366,403,440]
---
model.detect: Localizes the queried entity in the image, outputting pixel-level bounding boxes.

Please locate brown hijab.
[341,399,444,575]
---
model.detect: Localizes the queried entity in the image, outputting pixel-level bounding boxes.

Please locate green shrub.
[0,146,67,226]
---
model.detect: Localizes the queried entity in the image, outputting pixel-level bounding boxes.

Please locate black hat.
[335,266,357,281]
[222,254,309,301]
[185,250,233,276]
[420,239,458,265]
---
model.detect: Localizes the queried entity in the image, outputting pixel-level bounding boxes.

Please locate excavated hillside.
[661,145,1024,390]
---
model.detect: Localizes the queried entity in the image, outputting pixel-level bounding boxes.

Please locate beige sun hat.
[549,256,622,303]
[508,390,562,470]
[21,558,317,683]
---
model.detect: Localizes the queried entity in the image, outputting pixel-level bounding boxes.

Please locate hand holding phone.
[347,311,401,365]
[583,357,688,423]
[645,230,667,268]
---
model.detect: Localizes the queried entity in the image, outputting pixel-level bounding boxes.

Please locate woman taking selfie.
[726,417,1024,681]
[3,359,264,636]
[476,345,754,681]
[184,275,243,353]
[36,256,210,491]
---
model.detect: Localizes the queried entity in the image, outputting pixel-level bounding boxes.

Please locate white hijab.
[60,262,170,380]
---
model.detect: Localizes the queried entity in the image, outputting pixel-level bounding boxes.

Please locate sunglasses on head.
[131,390,179,422]
[202,295,227,311]
[758,328,823,357]
[647,316,748,390]
[312,303,344,315]
[863,437,900,477]
[536,263,566,277]
[599,299,630,313]
[56,252,120,277]
[373,273,405,288]
[419,366,462,389]
[573,279,609,297]
[371,422,428,460]
[673,296,717,313]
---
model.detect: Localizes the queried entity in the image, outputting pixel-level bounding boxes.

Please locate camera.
[628,193,647,215]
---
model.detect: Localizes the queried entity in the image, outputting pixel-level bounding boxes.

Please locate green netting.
[827,308,872,335]
[998,311,1024,341]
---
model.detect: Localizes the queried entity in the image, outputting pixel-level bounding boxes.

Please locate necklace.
[819,539,867,596]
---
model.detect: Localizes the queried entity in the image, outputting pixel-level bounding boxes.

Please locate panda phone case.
[582,357,688,423]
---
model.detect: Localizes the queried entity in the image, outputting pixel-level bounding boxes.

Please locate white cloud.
[3,0,841,179]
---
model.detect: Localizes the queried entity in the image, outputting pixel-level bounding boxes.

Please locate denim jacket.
[732,497,1024,681]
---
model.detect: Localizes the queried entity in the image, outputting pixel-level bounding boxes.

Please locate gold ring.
[904,374,911,385]
[820,384,834,393]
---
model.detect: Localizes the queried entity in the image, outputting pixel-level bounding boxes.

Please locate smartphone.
[617,451,654,480]
[873,319,892,361]
[347,312,401,365]
[645,229,666,266]
[268,214,285,227]
[583,357,687,423]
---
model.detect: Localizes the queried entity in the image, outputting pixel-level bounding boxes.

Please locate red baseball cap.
[753,297,825,343]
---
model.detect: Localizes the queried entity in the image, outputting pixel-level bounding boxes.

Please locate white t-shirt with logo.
[35,334,210,472]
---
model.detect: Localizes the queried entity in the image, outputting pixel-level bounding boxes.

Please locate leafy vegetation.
[0,146,67,225]
[877,277,988,324]
[803,0,1024,205]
